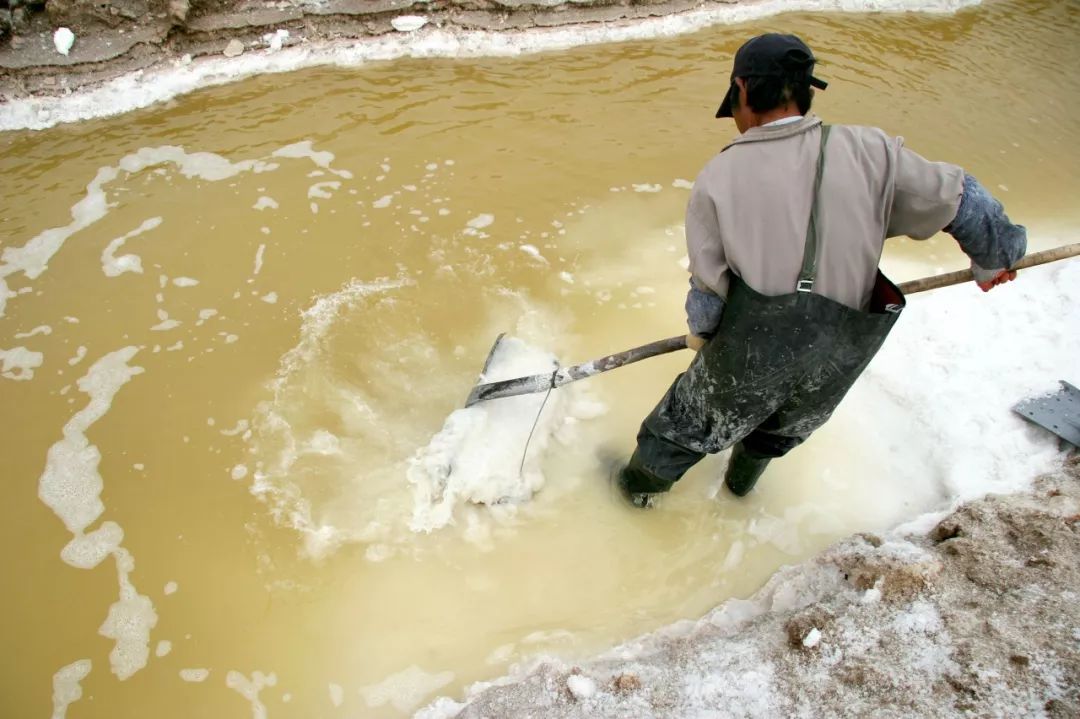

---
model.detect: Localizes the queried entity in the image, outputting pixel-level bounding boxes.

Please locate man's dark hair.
[730,74,814,115]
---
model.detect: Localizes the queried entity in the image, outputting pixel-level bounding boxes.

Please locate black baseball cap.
[715,33,828,118]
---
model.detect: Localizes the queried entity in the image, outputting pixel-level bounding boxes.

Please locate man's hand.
[973,265,1017,292]
[686,334,707,351]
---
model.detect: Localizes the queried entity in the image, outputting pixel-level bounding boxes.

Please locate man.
[617,33,1026,507]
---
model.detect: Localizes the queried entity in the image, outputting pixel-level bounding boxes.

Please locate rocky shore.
[0,0,719,99]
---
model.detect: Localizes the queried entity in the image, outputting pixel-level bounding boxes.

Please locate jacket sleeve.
[945,173,1027,274]
[685,178,728,338]
[685,277,725,339]
[885,142,965,240]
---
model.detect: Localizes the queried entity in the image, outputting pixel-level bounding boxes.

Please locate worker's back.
[686,114,964,310]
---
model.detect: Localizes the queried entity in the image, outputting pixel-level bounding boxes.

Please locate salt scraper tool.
[464,243,1080,408]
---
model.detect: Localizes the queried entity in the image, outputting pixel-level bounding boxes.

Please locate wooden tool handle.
[464,243,1080,406]
[897,242,1080,295]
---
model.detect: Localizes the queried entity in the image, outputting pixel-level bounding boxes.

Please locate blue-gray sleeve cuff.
[686,279,725,338]
[946,174,1027,270]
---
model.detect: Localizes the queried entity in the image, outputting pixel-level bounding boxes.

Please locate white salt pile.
[407,336,605,534]
[53,28,75,56]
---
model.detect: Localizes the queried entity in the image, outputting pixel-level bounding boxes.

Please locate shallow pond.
[1,0,1077,716]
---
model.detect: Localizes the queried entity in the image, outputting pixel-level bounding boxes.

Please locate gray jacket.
[685,114,1025,336]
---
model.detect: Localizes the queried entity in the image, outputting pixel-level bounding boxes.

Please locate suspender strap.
[797,124,831,292]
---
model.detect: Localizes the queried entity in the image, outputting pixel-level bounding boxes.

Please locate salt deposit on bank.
[0,0,980,132]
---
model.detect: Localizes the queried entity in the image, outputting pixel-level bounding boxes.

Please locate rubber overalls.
[622,125,908,495]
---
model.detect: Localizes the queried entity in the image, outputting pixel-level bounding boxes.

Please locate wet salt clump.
[53,28,75,56]
[567,674,597,700]
[392,16,428,32]
[407,336,605,535]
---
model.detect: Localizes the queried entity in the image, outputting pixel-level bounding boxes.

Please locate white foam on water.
[155,640,172,657]
[467,214,495,230]
[270,276,414,390]
[249,275,416,553]
[38,347,143,535]
[253,244,267,275]
[308,181,341,199]
[220,418,249,436]
[518,244,548,263]
[36,348,159,680]
[172,277,200,287]
[329,682,345,707]
[253,196,279,211]
[406,336,605,534]
[14,324,52,338]
[1,142,345,319]
[225,670,278,719]
[101,217,163,277]
[0,346,44,381]
[50,659,91,719]
[249,273,608,559]
[273,141,352,179]
[62,348,86,369]
[260,292,279,304]
[164,581,178,595]
[0,0,980,132]
[360,665,455,714]
[98,546,159,680]
[180,668,210,682]
[151,315,181,332]
[60,520,124,569]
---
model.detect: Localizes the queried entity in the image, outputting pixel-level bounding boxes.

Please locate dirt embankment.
[0,0,715,99]
[423,455,1080,718]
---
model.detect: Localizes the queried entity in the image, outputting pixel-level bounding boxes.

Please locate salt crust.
[0,0,980,133]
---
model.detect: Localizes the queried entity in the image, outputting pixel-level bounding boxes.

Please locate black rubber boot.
[723,443,772,497]
[606,458,657,510]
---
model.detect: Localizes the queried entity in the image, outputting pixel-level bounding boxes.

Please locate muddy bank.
[0,0,982,109]
[422,456,1080,717]
[2,0,723,98]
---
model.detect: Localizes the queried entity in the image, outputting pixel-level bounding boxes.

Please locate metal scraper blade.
[1012,381,1080,448]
